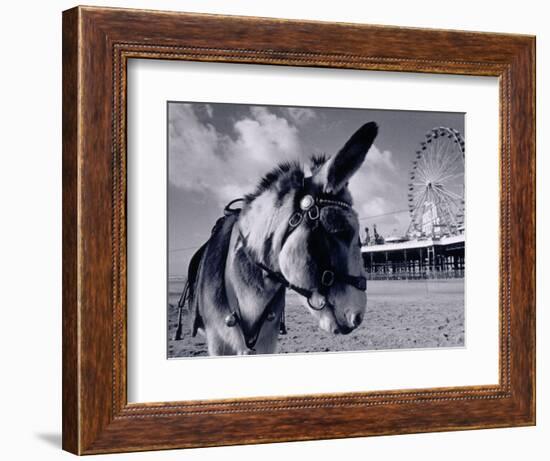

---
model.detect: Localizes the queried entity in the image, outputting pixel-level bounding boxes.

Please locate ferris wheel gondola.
[406,127,465,238]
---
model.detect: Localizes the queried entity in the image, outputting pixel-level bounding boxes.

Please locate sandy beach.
[167,278,464,358]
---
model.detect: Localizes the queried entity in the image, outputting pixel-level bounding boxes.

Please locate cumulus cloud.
[168,104,220,188]
[364,145,395,171]
[281,107,317,125]
[168,104,307,204]
[169,103,404,233]
[348,145,399,214]
[232,107,303,168]
[357,196,387,218]
[204,104,214,118]
[347,144,412,236]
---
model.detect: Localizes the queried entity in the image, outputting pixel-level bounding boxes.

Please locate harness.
[224,177,367,350]
[253,194,367,310]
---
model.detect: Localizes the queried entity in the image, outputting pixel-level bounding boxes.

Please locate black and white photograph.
[2,0,542,458]
[167,102,465,357]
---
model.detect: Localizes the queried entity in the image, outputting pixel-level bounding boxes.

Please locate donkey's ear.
[315,122,378,193]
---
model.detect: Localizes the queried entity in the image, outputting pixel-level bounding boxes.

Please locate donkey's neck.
[236,190,295,270]
[224,191,295,327]
[224,220,281,330]
[230,211,281,294]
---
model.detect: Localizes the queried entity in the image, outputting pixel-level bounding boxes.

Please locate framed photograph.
[62,6,535,454]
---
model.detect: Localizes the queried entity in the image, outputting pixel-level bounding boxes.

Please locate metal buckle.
[356,277,367,291]
[321,270,335,287]
[288,212,303,228]
[307,205,320,221]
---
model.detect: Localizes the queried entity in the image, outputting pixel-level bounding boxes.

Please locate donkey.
[181,122,378,355]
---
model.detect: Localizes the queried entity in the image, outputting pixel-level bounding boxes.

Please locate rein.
[256,261,367,311]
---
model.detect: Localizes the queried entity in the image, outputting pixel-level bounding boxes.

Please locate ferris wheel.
[407,127,465,238]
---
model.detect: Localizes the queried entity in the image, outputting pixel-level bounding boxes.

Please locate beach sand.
[167,278,464,358]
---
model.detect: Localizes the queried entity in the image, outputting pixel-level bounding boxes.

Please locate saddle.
[188,213,237,338]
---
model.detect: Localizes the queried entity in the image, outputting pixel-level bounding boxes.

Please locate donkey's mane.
[244,154,336,205]
[244,161,304,204]
[310,154,328,173]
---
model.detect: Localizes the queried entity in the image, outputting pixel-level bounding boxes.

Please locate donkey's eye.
[320,206,355,238]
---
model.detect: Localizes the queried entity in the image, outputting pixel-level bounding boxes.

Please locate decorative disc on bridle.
[300,194,315,210]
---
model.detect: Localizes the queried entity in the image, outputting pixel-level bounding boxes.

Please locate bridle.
[224,176,367,349]
[231,177,367,310]
[250,177,367,311]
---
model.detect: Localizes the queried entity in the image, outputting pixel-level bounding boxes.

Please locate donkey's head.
[240,122,378,335]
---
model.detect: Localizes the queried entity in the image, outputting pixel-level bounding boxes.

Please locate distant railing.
[365,268,464,281]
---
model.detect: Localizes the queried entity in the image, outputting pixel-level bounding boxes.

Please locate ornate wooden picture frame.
[62,6,535,455]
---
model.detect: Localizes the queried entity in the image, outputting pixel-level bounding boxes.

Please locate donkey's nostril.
[351,312,363,328]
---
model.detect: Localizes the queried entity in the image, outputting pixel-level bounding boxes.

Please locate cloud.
[168,104,306,204]
[348,144,398,213]
[168,104,409,234]
[357,196,387,218]
[231,107,303,168]
[347,144,409,234]
[168,104,220,190]
[281,107,317,125]
[365,145,395,171]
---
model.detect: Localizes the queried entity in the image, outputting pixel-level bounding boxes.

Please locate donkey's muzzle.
[335,324,354,335]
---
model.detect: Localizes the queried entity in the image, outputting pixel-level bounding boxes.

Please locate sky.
[168,101,464,277]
